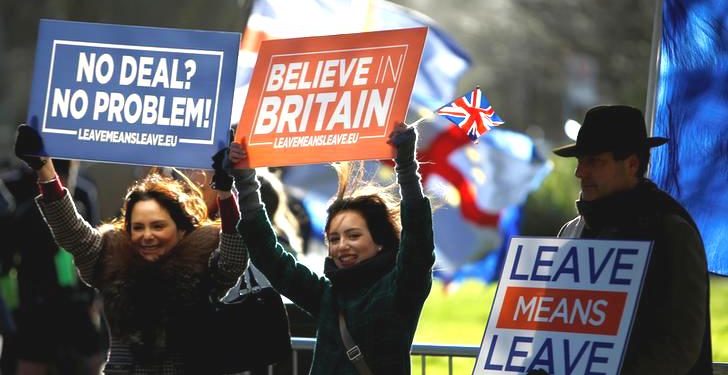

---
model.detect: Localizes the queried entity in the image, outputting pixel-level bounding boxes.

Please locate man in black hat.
[553,105,712,374]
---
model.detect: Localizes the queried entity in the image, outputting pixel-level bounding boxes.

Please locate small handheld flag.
[435,86,504,143]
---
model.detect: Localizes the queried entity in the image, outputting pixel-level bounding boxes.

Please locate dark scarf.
[98,225,219,363]
[576,179,699,236]
[324,250,396,293]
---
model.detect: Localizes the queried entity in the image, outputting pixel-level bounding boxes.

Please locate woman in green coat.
[231,122,435,374]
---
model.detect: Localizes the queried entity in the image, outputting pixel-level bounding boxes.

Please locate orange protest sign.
[235,27,427,167]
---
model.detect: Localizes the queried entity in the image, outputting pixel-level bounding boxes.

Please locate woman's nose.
[329,241,347,255]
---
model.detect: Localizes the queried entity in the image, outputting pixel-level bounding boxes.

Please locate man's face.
[575,152,639,201]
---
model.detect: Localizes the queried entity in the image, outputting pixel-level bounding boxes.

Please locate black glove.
[210,148,233,191]
[527,369,549,375]
[393,126,417,167]
[392,126,423,201]
[14,124,46,170]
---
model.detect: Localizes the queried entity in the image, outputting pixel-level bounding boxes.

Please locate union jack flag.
[436,86,504,142]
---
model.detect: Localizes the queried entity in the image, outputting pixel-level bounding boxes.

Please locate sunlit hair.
[324,161,401,252]
[111,169,213,234]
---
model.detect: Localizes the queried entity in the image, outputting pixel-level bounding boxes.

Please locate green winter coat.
[237,196,435,375]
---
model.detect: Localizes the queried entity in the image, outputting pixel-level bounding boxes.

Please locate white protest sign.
[473,237,651,375]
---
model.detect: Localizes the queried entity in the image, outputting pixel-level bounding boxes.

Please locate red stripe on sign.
[496,286,626,335]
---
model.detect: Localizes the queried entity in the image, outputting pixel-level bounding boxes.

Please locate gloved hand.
[387,122,423,201]
[210,148,233,191]
[390,124,417,167]
[14,124,46,170]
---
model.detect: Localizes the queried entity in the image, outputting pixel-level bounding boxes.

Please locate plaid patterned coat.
[237,196,435,375]
[36,190,248,374]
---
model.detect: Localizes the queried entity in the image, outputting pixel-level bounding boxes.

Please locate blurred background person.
[0,158,107,375]
[182,165,314,375]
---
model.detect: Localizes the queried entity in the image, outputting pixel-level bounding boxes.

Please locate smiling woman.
[131,199,183,261]
[326,210,380,268]
[14,124,249,374]
[325,197,395,269]
[124,183,197,262]
[130,199,184,262]
[233,121,436,375]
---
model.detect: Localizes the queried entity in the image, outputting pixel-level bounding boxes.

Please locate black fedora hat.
[553,105,668,157]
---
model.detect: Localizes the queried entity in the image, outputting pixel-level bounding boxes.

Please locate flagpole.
[644,0,663,177]
[645,0,663,136]
[408,116,430,128]
[407,86,473,128]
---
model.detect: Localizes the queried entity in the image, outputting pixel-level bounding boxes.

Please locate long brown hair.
[324,162,401,252]
[111,169,212,234]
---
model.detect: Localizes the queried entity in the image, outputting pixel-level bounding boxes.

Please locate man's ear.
[626,153,640,176]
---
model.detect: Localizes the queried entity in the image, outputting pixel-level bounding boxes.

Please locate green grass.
[711,276,728,360]
[412,276,728,374]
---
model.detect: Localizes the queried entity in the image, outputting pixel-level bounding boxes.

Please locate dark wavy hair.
[324,162,401,252]
[112,171,211,234]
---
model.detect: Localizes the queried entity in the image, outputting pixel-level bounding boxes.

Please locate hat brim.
[552,143,579,157]
[646,136,669,148]
[552,136,669,158]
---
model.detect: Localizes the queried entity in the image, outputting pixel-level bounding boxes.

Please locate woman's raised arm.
[388,122,435,308]
[230,141,327,316]
[208,147,249,292]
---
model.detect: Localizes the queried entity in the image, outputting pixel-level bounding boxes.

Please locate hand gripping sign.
[235,27,427,167]
[26,19,239,169]
[473,237,652,375]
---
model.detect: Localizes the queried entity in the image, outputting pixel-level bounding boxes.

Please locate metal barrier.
[282,338,728,375]
[289,337,479,375]
[289,337,314,375]
[409,341,480,375]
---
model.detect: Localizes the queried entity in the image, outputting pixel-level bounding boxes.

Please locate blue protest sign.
[27,19,240,169]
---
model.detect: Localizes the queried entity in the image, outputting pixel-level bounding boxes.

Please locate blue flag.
[651,0,728,275]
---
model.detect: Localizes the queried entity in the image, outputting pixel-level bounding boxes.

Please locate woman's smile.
[327,210,380,269]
